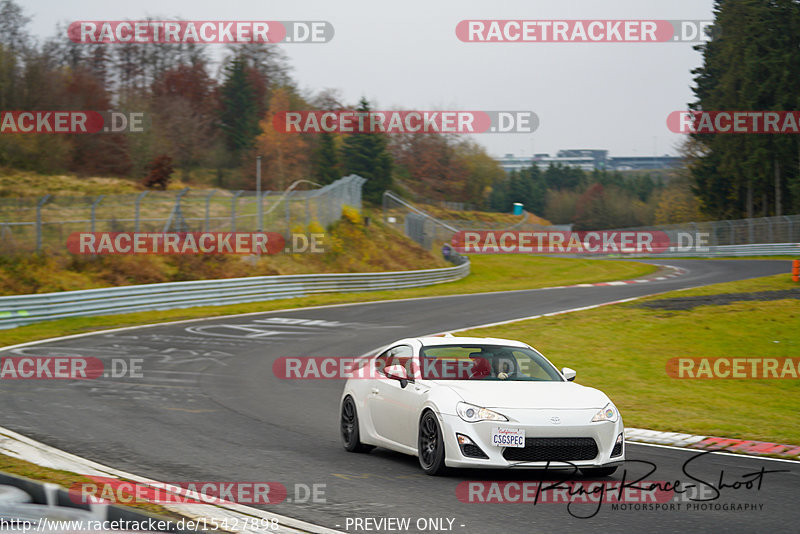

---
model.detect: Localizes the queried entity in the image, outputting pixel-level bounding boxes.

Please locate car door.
[366,344,423,449]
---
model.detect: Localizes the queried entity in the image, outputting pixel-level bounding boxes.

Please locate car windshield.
[418,344,563,381]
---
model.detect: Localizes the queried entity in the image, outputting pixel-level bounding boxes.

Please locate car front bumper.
[440,409,625,469]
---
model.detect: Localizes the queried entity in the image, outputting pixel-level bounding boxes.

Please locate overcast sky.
[25,0,715,158]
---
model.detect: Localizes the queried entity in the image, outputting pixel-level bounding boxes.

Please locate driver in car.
[492,351,517,380]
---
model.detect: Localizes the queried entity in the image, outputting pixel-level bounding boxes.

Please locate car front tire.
[341,396,374,453]
[418,411,447,475]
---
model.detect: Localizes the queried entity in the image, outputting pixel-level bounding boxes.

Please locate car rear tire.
[418,411,447,475]
[341,396,374,453]
[580,466,618,477]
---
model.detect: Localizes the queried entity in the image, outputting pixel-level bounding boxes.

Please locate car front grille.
[502,437,598,462]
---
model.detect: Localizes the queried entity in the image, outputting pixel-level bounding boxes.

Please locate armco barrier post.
[793,259,799,282]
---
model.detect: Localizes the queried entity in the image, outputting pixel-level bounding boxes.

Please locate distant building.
[606,155,683,170]
[496,150,682,173]
[498,154,536,172]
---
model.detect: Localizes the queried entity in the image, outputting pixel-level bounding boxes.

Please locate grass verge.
[0,209,447,295]
[458,273,800,445]
[0,256,656,347]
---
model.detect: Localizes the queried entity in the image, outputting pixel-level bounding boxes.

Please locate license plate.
[491,427,525,448]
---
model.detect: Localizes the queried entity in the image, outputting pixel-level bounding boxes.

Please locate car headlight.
[456,402,508,423]
[591,403,618,423]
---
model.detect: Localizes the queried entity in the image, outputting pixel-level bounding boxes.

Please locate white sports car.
[340,335,624,475]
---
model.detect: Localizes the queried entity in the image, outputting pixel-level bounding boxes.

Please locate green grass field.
[0,256,656,347]
[458,273,800,445]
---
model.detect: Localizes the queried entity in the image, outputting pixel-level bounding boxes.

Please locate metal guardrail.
[0,261,471,329]
[623,243,800,258]
[0,471,194,533]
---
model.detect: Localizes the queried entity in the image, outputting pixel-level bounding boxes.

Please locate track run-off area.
[0,259,798,533]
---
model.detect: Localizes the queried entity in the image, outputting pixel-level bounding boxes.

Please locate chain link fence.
[382,191,560,251]
[383,192,461,251]
[0,175,366,254]
[612,214,800,246]
[383,191,799,257]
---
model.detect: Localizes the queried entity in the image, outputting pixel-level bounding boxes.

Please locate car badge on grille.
[549,416,561,425]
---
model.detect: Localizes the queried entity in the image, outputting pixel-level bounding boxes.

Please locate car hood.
[441,381,610,410]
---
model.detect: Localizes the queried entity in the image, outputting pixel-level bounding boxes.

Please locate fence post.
[35,194,51,252]
[90,195,104,233]
[135,191,148,232]
[285,190,293,239]
[163,187,190,232]
[256,156,263,231]
[357,176,365,209]
[205,190,216,231]
[784,215,793,243]
[231,191,243,231]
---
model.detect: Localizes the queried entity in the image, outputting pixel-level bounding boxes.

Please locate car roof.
[415,335,530,348]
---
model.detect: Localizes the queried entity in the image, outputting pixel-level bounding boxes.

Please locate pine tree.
[313,132,340,185]
[340,98,393,203]
[689,0,800,218]
[218,55,261,160]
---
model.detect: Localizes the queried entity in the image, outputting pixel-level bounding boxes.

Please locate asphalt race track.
[1,259,798,533]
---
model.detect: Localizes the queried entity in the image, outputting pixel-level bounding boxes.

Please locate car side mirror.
[561,367,577,381]
[384,364,410,387]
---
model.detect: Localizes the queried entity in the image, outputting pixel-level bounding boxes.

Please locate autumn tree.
[389,133,464,199]
[151,61,218,178]
[456,140,506,207]
[256,86,309,190]
[142,154,174,190]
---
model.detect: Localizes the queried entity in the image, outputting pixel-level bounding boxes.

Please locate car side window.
[376,345,414,378]
[391,345,413,364]
[374,348,393,376]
